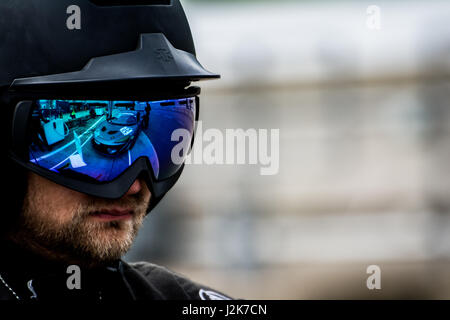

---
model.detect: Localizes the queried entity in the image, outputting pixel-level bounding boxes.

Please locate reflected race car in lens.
[93,111,141,156]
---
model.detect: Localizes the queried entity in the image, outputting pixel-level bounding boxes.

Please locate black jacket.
[0,242,232,301]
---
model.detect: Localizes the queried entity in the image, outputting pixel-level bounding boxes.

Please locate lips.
[99,209,132,216]
[90,208,134,221]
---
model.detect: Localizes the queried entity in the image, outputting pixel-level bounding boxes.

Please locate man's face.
[14,172,151,266]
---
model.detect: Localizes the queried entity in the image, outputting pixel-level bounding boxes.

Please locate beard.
[15,188,149,266]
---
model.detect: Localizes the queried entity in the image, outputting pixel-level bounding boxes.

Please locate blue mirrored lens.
[28,98,196,181]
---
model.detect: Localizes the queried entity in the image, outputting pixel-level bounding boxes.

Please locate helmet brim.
[10,33,220,90]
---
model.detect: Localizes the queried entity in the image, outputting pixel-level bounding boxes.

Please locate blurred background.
[126,0,450,299]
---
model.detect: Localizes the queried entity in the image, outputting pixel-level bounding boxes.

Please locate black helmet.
[1,0,219,228]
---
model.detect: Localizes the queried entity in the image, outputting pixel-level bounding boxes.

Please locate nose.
[124,178,144,196]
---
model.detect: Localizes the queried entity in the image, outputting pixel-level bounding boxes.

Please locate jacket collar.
[0,240,131,300]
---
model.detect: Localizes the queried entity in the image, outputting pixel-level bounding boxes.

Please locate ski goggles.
[9,93,199,199]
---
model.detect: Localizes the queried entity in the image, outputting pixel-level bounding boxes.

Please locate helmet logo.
[199,289,231,300]
[154,48,174,62]
[66,5,82,30]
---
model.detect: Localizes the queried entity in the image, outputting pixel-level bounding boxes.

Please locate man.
[1,0,231,300]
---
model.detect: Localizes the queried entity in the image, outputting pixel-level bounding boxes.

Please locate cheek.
[33,182,86,225]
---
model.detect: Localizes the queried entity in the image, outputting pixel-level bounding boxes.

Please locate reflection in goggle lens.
[28,98,196,182]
